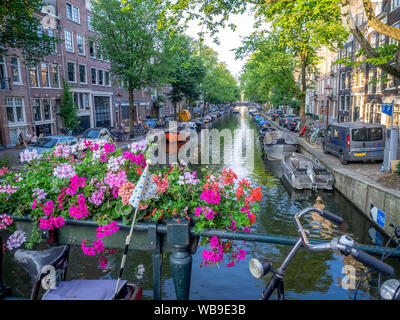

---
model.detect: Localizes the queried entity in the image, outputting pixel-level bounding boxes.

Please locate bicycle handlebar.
[350,248,394,276]
[294,207,394,275]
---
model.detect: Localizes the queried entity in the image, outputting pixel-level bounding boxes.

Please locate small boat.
[204,115,212,123]
[258,126,277,140]
[263,131,298,160]
[233,110,240,114]
[281,152,334,190]
[164,131,190,154]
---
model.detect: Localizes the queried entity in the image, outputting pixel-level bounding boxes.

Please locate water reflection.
[2,111,399,300]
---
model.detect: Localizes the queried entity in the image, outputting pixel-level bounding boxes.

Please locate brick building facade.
[306,0,400,129]
[0,0,174,148]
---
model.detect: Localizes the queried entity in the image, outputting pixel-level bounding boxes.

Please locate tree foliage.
[60,80,79,133]
[91,0,174,131]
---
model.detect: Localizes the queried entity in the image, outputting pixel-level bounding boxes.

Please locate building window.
[95,42,102,60]
[346,71,351,89]
[79,64,87,84]
[43,98,52,120]
[376,68,382,93]
[105,71,110,86]
[340,95,345,111]
[67,62,76,82]
[51,64,60,88]
[98,69,103,85]
[6,97,25,124]
[47,28,58,54]
[66,2,80,23]
[340,72,345,90]
[29,65,39,87]
[64,29,74,52]
[40,62,50,87]
[89,40,95,58]
[88,14,93,31]
[345,95,351,111]
[33,98,42,121]
[73,92,90,110]
[10,57,22,84]
[368,70,374,94]
[91,68,96,84]
[77,34,85,55]
[392,0,400,11]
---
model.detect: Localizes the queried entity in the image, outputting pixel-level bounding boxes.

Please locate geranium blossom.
[129,140,148,154]
[53,163,76,179]
[19,149,41,163]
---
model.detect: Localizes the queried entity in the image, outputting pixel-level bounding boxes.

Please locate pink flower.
[200,189,221,205]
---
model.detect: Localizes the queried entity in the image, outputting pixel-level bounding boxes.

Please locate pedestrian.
[18,133,27,148]
[31,132,37,144]
[25,129,32,144]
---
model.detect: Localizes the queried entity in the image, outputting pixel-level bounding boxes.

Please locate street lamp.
[325,85,333,129]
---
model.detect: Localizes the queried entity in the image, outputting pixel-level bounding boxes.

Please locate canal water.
[3,109,399,300]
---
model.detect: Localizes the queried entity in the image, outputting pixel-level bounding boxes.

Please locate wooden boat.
[164,131,190,154]
[263,131,298,160]
[281,152,335,190]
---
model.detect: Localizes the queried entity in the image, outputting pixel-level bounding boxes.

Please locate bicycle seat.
[14,245,70,283]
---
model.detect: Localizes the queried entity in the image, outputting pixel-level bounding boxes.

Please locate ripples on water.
[3,110,400,300]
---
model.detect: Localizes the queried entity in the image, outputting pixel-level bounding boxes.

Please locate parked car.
[323,122,386,165]
[279,114,297,127]
[23,136,78,157]
[272,110,283,121]
[79,128,115,144]
[287,117,301,131]
[204,115,212,123]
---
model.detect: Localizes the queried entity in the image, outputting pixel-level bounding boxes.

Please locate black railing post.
[148,221,162,300]
[167,217,192,300]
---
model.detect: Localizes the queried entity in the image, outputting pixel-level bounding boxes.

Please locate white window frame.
[29,65,39,87]
[66,2,80,24]
[87,14,93,31]
[6,97,26,125]
[368,70,374,94]
[51,64,60,88]
[98,69,104,86]
[10,57,22,85]
[47,28,58,54]
[40,62,50,88]
[77,34,85,55]
[91,67,97,85]
[64,29,74,52]
[78,64,87,84]
[42,98,53,121]
[67,61,76,83]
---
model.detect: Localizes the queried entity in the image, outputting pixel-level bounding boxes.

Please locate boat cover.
[42,279,128,300]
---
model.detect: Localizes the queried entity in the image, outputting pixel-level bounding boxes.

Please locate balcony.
[0,77,11,90]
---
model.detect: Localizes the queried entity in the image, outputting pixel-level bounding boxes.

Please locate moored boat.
[281,152,335,190]
[263,131,298,160]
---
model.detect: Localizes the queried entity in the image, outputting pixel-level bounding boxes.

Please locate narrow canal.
[3,109,399,300]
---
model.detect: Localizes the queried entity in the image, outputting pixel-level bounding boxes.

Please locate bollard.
[167,217,193,300]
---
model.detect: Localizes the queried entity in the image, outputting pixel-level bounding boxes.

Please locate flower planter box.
[12,215,199,254]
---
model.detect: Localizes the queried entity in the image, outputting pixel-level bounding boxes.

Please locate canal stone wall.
[299,138,400,240]
[265,117,400,240]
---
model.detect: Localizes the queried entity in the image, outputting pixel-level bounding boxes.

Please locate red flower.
[239,178,250,188]
[236,186,244,200]
[250,187,262,203]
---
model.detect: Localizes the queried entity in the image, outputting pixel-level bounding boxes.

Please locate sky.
[185,10,256,80]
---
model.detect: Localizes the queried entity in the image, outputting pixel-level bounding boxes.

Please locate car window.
[58,138,67,145]
[352,128,383,141]
[81,129,100,139]
[32,138,57,148]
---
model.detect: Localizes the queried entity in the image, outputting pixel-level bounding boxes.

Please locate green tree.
[167,36,206,119]
[239,34,300,107]
[91,0,173,135]
[60,80,79,133]
[0,0,59,64]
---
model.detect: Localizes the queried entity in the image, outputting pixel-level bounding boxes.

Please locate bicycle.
[249,207,395,300]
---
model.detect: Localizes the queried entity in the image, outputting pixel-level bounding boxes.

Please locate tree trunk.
[129,85,135,138]
[299,55,307,129]
[341,0,400,79]
[173,101,177,121]
[362,0,400,41]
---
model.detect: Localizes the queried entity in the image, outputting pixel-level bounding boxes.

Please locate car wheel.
[340,152,348,165]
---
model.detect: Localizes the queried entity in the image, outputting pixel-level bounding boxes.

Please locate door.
[94,96,111,128]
